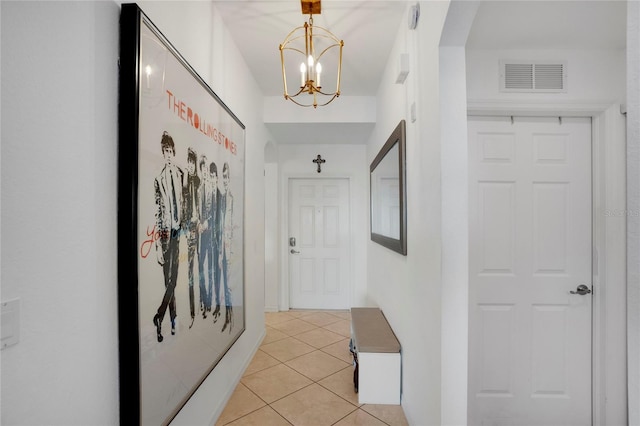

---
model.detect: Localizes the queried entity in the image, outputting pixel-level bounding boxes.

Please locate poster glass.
[118,5,246,424]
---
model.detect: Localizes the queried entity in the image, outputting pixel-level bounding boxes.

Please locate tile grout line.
[238,361,357,425]
[221,311,405,426]
[254,361,361,424]
[242,332,358,424]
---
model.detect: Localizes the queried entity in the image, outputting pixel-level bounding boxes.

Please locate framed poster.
[117,4,246,425]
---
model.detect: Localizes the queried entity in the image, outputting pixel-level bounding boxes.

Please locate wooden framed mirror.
[370,120,407,255]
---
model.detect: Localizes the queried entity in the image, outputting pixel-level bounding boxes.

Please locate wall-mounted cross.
[312,154,326,173]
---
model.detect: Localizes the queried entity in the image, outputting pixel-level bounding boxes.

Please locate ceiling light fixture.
[279,0,344,108]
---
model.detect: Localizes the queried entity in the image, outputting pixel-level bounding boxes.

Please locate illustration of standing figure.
[220,162,234,333]
[184,148,200,329]
[197,156,214,319]
[209,162,223,323]
[153,131,184,343]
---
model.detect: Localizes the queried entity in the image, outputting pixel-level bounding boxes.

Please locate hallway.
[216,310,408,425]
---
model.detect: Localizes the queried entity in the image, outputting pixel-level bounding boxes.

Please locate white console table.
[350,307,401,405]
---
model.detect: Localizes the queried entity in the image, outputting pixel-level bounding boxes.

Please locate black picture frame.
[118,4,246,424]
[370,120,407,255]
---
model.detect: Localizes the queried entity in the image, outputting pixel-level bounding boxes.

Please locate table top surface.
[351,307,401,353]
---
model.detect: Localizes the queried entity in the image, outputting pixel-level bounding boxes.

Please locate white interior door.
[468,116,592,426]
[288,178,350,309]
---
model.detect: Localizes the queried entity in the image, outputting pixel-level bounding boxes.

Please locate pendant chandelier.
[279,0,344,108]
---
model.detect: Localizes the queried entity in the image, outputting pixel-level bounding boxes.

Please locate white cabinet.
[350,307,401,405]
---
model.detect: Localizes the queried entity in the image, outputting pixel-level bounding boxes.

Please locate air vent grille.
[534,64,564,90]
[505,63,534,90]
[501,61,566,93]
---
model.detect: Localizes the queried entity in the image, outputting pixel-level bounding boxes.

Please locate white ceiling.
[214,1,627,145]
[466,0,626,50]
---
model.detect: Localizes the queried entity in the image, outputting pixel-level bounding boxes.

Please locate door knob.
[290,249,300,254]
[570,284,592,295]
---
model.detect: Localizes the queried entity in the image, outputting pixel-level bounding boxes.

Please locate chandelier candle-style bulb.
[300,63,306,88]
[279,0,343,108]
[316,62,322,87]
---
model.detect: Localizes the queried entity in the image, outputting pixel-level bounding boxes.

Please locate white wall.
[1,1,267,424]
[264,96,376,125]
[365,2,450,424]
[276,143,368,309]
[265,142,280,312]
[439,45,470,426]
[466,48,626,103]
[1,1,120,424]
[627,2,640,424]
[438,2,480,424]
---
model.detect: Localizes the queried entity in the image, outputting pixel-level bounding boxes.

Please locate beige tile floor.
[216,310,409,426]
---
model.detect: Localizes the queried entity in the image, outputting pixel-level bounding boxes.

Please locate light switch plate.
[1,298,20,350]
[395,53,410,84]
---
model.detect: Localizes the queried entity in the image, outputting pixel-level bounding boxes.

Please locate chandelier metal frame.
[279,2,343,108]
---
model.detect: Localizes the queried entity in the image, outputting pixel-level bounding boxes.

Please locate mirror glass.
[370,142,400,238]
[370,120,406,255]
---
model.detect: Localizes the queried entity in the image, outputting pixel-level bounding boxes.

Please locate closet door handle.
[570,284,592,295]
